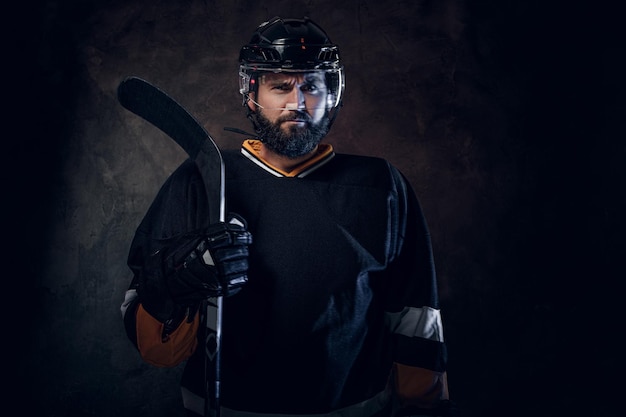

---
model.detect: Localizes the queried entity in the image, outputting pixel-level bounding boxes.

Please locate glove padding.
[138,213,252,325]
[168,213,252,302]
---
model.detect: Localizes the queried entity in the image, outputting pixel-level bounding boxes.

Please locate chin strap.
[223,105,261,139]
[223,126,259,138]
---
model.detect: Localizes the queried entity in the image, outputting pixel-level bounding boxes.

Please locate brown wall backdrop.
[10,0,624,416]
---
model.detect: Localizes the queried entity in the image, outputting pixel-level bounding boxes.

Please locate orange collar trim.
[241,140,335,178]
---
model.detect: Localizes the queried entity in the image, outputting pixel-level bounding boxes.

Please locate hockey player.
[121,16,454,417]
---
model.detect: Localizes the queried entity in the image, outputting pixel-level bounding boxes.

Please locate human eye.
[299,83,314,92]
[301,74,326,93]
[301,81,325,94]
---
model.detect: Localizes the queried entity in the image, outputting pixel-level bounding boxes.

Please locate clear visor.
[239,66,344,110]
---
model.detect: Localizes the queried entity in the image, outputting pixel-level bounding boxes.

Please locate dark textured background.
[8,0,624,416]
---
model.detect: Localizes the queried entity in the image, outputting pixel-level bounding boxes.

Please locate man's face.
[248,71,331,158]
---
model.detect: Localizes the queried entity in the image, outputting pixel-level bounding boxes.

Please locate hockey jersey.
[121,140,450,416]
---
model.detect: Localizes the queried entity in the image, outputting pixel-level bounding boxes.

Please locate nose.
[285,86,307,110]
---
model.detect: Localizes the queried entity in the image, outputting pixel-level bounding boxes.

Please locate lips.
[278,111,311,125]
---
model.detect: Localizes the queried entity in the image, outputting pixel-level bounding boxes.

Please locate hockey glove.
[168,213,252,302]
[138,213,252,325]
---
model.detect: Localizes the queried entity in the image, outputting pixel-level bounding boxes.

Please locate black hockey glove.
[168,213,252,301]
[138,213,252,325]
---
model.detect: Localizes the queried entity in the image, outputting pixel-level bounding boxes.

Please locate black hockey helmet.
[239,16,345,110]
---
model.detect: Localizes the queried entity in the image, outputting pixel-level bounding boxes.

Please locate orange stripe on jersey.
[392,362,449,407]
[136,304,200,367]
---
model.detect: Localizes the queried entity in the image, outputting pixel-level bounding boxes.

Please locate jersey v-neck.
[240,139,335,178]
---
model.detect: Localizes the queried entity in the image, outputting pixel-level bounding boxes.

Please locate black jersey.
[123,141,448,416]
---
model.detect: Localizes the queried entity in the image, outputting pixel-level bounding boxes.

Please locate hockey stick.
[117,76,224,417]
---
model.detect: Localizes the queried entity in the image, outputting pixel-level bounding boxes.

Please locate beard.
[251,109,330,158]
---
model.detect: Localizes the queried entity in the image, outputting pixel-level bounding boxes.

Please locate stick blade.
[117,76,225,224]
[117,76,206,159]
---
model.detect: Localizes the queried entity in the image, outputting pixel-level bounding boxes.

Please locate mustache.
[277,111,312,124]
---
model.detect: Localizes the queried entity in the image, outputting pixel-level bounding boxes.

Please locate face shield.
[239,66,344,112]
